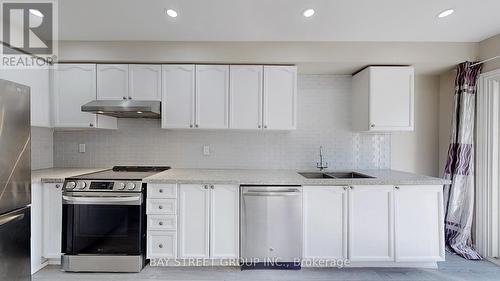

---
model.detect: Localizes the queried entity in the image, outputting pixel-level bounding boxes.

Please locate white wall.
[391,75,440,176]
[31,127,53,170]
[479,34,500,73]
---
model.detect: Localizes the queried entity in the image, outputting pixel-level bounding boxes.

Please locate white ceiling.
[59,0,500,42]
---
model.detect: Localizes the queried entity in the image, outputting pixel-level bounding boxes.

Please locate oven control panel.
[63,180,142,192]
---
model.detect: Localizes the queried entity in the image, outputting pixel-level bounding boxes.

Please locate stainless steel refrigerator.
[0,79,31,281]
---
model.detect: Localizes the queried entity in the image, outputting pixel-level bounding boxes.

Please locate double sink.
[298,171,374,179]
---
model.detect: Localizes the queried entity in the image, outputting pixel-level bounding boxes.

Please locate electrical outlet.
[78,144,85,153]
[203,145,210,156]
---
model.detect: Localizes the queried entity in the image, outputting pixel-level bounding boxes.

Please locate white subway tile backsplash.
[53,75,391,170]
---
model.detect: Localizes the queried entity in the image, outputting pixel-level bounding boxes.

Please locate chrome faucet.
[316,146,328,171]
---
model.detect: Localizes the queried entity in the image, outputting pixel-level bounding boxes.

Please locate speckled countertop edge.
[31,168,109,183]
[143,168,450,186]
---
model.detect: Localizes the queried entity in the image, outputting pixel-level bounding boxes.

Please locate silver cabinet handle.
[158,205,163,209]
[343,186,348,191]
[89,123,94,127]
[189,124,193,128]
[370,124,375,128]
[159,189,163,193]
[264,125,268,129]
[210,185,214,189]
[258,125,261,128]
[56,184,60,189]
[123,96,127,100]
[204,185,208,190]
[158,244,163,249]
[395,186,400,190]
[0,213,24,227]
[128,96,132,100]
[158,221,164,226]
[195,124,199,128]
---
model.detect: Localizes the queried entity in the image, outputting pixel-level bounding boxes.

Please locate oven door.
[62,192,143,255]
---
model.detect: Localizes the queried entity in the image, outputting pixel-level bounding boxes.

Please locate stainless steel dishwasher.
[240,186,302,268]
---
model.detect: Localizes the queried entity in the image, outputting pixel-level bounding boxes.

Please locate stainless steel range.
[61,166,170,272]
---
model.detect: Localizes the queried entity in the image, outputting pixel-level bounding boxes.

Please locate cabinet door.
[229,65,263,129]
[263,66,297,130]
[369,67,414,131]
[303,186,347,259]
[179,184,210,258]
[210,185,239,258]
[0,68,51,127]
[349,185,394,261]
[97,64,129,100]
[42,183,63,259]
[195,65,229,129]
[161,65,195,129]
[129,64,161,101]
[395,185,445,262]
[147,231,177,259]
[31,182,44,273]
[53,64,97,128]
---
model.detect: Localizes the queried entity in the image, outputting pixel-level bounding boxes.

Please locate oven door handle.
[62,195,142,205]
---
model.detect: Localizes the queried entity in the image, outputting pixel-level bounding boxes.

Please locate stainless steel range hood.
[81,100,161,119]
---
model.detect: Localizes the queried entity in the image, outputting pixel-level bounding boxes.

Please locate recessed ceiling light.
[302,8,315,18]
[165,9,178,18]
[437,9,454,18]
[137,111,143,114]
[97,111,104,114]
[29,9,44,18]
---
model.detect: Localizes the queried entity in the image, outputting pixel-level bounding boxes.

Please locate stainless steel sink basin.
[326,172,374,179]
[298,172,335,179]
[298,171,374,179]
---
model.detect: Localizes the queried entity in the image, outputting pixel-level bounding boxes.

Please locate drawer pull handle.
[158,244,163,249]
[158,205,163,209]
[159,189,163,193]
[159,221,164,226]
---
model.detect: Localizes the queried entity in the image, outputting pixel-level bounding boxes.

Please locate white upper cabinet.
[53,64,117,129]
[129,64,161,101]
[195,65,229,129]
[97,64,129,100]
[263,66,297,130]
[229,65,263,129]
[394,185,445,262]
[303,186,347,260]
[349,185,394,262]
[161,65,195,129]
[53,64,97,128]
[352,66,414,131]
[0,68,52,127]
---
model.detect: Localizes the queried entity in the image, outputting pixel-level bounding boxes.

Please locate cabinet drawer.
[146,199,177,215]
[148,184,177,199]
[148,215,177,231]
[147,231,177,258]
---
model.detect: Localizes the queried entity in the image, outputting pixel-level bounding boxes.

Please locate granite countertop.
[31,168,108,183]
[144,168,450,186]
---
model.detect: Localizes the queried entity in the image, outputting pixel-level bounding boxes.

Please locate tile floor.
[33,254,500,281]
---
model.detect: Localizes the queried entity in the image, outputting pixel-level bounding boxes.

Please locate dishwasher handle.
[242,189,301,197]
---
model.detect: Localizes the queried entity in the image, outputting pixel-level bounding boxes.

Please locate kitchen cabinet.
[161,65,195,129]
[394,185,445,262]
[210,185,239,258]
[129,64,162,101]
[42,183,63,261]
[229,65,263,129]
[53,64,117,129]
[31,182,45,273]
[97,64,129,100]
[179,184,238,258]
[352,66,414,131]
[263,66,297,130]
[0,68,51,127]
[195,65,229,129]
[179,184,210,258]
[146,184,179,259]
[303,186,347,260]
[348,185,394,262]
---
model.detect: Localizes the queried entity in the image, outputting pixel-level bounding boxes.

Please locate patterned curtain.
[443,61,482,259]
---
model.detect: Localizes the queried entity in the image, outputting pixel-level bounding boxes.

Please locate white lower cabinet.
[42,183,63,261]
[303,186,347,260]
[348,185,395,262]
[147,231,177,258]
[394,185,445,262]
[179,184,239,259]
[31,182,44,273]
